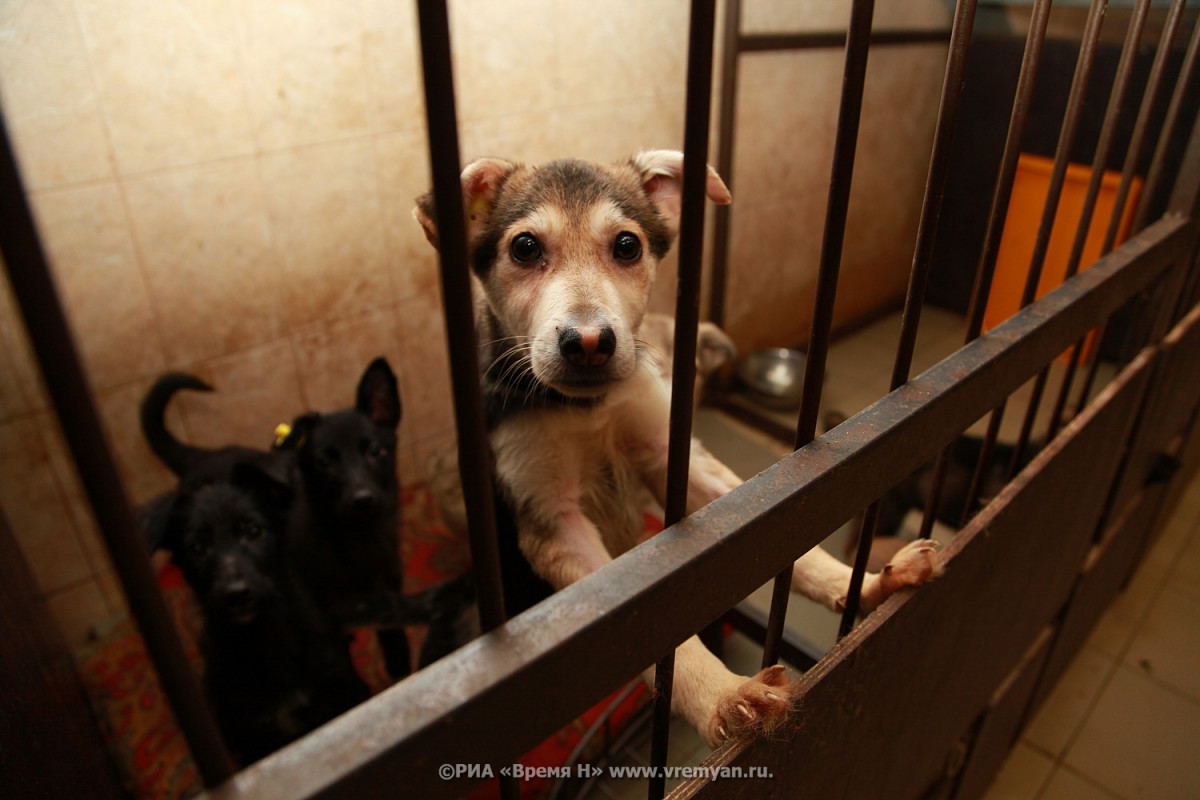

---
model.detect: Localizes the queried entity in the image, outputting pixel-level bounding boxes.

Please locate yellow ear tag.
[468,195,489,224]
[274,423,292,447]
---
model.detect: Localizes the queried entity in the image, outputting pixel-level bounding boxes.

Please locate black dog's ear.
[276,413,320,451]
[231,461,292,512]
[356,357,402,429]
[139,491,179,553]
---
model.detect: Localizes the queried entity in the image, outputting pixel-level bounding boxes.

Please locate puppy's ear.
[277,413,320,451]
[231,461,292,513]
[631,150,732,232]
[357,357,402,429]
[413,157,517,249]
[140,491,180,553]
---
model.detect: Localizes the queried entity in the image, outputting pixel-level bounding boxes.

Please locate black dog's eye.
[612,232,641,263]
[510,233,542,264]
[186,534,211,557]
[241,520,264,541]
[316,449,337,469]
[366,441,388,459]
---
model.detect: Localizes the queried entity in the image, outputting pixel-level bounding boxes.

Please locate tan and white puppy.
[414,150,940,748]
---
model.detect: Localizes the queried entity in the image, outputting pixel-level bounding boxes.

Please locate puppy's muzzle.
[559,323,616,368]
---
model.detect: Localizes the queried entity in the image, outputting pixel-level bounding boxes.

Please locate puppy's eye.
[510,233,542,264]
[242,521,264,541]
[186,535,210,557]
[367,441,388,459]
[612,232,641,263]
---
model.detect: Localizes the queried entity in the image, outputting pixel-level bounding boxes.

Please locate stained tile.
[1065,665,1200,800]
[0,0,114,188]
[124,159,288,366]
[396,291,455,449]
[361,0,425,135]
[237,0,371,150]
[31,182,167,390]
[170,338,304,454]
[0,277,47,421]
[0,417,93,594]
[91,379,179,508]
[259,139,393,330]
[1122,586,1200,701]
[447,0,559,124]
[552,0,689,110]
[979,742,1054,800]
[375,130,440,303]
[1023,648,1116,758]
[291,305,404,414]
[44,578,115,650]
[74,0,255,174]
[1038,767,1123,800]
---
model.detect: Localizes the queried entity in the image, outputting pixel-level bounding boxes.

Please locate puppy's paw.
[703,665,793,749]
[858,538,943,613]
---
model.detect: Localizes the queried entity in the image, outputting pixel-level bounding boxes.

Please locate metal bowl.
[736,348,807,409]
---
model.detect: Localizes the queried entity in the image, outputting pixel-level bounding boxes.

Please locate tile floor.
[589,309,1200,799]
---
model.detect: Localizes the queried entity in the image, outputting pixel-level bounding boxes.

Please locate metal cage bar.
[839,0,979,636]
[649,2,720,797]
[922,0,1054,537]
[0,107,237,783]
[761,0,877,664]
[1047,0,1155,441]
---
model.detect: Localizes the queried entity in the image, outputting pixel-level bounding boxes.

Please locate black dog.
[277,358,417,679]
[149,462,369,765]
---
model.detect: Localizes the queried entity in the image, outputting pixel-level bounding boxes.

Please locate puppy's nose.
[352,487,377,511]
[559,324,616,367]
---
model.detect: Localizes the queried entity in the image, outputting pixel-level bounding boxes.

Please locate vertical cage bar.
[761,0,876,663]
[1005,0,1108,477]
[0,112,237,784]
[415,0,507,636]
[840,0,978,635]
[414,5,517,797]
[1078,0,1189,408]
[923,0,1053,537]
[1132,5,1200,233]
[707,0,742,328]
[1047,0,1153,439]
[649,2,718,797]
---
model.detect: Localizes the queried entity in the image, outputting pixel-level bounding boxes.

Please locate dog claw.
[736,703,754,720]
[705,667,795,748]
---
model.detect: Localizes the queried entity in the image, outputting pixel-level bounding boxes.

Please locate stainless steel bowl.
[736,348,807,409]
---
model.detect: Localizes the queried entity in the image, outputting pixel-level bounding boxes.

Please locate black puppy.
[278,358,414,680]
[150,463,369,765]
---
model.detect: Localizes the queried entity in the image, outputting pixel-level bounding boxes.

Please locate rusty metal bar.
[0,109,237,783]
[1002,0,1108,478]
[706,0,741,327]
[841,0,978,635]
[1048,0,1153,440]
[947,0,1053,522]
[739,29,949,53]
[206,214,1189,800]
[762,0,877,664]
[1132,5,1200,233]
[415,0,507,637]
[1080,0,1190,412]
[650,2,719,796]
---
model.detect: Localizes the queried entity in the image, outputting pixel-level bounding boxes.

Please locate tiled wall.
[0,0,950,650]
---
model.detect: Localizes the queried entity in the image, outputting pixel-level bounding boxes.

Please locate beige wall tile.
[362,0,426,135]
[553,0,689,110]
[741,0,951,34]
[0,417,93,593]
[237,0,371,150]
[75,0,255,175]
[376,130,440,302]
[0,275,47,421]
[259,139,393,329]
[169,338,304,453]
[31,182,167,391]
[124,158,288,366]
[93,379,179,508]
[291,305,404,414]
[0,0,114,189]
[448,0,559,123]
[396,291,455,449]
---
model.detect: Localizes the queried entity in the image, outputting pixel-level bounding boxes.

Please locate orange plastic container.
[984,153,1143,359]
